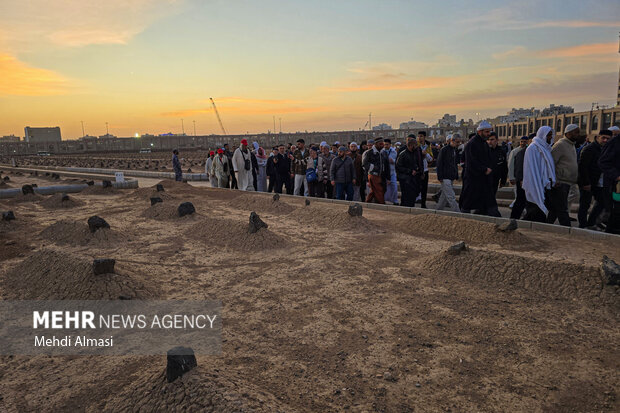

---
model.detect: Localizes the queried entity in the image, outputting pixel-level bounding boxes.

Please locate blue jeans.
[335,182,354,200]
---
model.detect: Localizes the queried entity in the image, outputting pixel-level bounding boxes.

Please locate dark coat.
[273,153,290,177]
[514,147,526,182]
[460,134,494,211]
[436,145,458,181]
[578,141,602,188]
[599,135,620,188]
[395,147,423,179]
[489,145,508,186]
[330,155,355,183]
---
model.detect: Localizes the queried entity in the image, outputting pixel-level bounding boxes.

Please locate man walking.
[273,144,291,194]
[330,146,356,200]
[212,148,230,188]
[290,138,310,196]
[599,128,620,234]
[382,139,399,205]
[223,143,237,189]
[362,138,390,204]
[510,136,529,219]
[172,149,183,182]
[417,131,433,208]
[578,130,611,229]
[396,137,423,207]
[232,139,254,191]
[319,143,335,198]
[547,124,579,226]
[488,132,508,196]
[205,151,217,187]
[436,134,461,212]
[349,142,364,201]
[459,121,500,216]
[523,126,556,222]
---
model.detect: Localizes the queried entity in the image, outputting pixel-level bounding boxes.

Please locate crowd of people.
[170,123,620,234]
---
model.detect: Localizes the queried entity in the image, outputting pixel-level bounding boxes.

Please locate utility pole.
[279,118,282,133]
[369,113,372,130]
[193,120,196,136]
[81,121,85,137]
[273,116,276,134]
[105,122,109,135]
[181,119,185,135]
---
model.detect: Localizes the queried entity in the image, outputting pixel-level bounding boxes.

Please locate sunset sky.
[1,0,619,139]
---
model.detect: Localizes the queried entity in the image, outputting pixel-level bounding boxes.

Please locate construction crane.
[210,98,227,135]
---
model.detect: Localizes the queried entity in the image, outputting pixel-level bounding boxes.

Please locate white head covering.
[320,141,328,147]
[349,141,358,147]
[477,121,492,131]
[252,141,259,151]
[445,134,453,141]
[609,126,620,132]
[522,126,556,215]
[564,124,579,134]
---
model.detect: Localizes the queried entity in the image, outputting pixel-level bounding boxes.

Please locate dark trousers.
[318,180,333,199]
[578,187,605,228]
[366,174,385,204]
[308,180,319,197]
[524,201,547,223]
[510,181,527,219]
[419,172,429,207]
[605,186,620,234]
[274,174,290,194]
[360,177,367,201]
[335,182,353,200]
[267,175,276,193]
[230,170,238,189]
[399,176,420,207]
[546,183,571,226]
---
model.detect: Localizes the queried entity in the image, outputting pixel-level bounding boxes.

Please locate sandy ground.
[0,173,619,412]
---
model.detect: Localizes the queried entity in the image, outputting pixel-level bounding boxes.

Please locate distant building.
[435,114,460,128]
[372,123,392,131]
[540,104,574,116]
[0,135,20,142]
[498,108,540,123]
[98,134,117,139]
[24,126,61,143]
[399,119,429,130]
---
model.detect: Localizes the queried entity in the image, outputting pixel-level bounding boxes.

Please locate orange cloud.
[533,20,619,28]
[542,42,617,58]
[210,97,300,105]
[326,76,458,92]
[0,53,69,96]
[161,105,329,118]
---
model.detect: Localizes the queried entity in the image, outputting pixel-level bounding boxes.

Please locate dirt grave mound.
[152,179,202,196]
[190,215,289,250]
[100,368,283,412]
[399,214,535,247]
[289,204,379,231]
[39,193,85,209]
[0,180,11,188]
[7,192,42,204]
[40,220,124,246]
[81,185,119,195]
[141,202,199,221]
[1,249,156,300]
[423,249,618,306]
[127,186,176,202]
[228,193,295,214]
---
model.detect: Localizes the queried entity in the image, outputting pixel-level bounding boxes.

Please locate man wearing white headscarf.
[546,124,579,226]
[522,126,556,222]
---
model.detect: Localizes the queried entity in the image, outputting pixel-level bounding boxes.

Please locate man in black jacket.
[266,146,278,193]
[396,137,423,207]
[488,132,508,196]
[578,130,610,228]
[599,130,620,234]
[272,144,291,194]
[436,134,461,212]
[459,121,500,216]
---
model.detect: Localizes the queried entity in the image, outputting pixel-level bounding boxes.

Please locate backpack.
[306,168,317,183]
